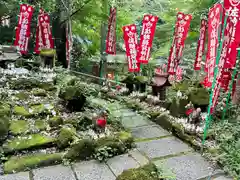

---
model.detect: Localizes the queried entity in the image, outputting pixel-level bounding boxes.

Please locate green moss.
[64,139,95,161]
[189,88,209,106]
[48,116,63,128]
[3,134,56,153]
[169,98,179,117]
[4,152,63,173]
[30,104,45,115]
[173,81,189,92]
[15,92,29,100]
[9,120,29,135]
[155,113,172,132]
[0,103,10,116]
[32,88,47,97]
[116,163,159,180]
[38,82,56,91]
[57,126,76,149]
[13,106,31,117]
[63,118,79,128]
[0,116,10,141]
[135,76,148,84]
[34,120,46,131]
[40,49,56,57]
[117,131,134,148]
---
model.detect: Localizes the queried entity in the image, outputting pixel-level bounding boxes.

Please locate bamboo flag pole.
[222,48,240,120]
[202,6,228,146]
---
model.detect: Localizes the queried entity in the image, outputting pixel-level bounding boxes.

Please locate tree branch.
[59,0,92,26]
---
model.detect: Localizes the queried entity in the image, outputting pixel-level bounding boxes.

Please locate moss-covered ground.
[0,70,134,174]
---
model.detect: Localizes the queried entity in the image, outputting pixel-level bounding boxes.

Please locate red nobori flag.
[209,4,235,113]
[66,24,70,68]
[168,12,192,74]
[176,66,183,81]
[137,14,158,64]
[14,4,34,54]
[204,4,222,88]
[106,7,117,55]
[39,13,54,49]
[194,19,207,70]
[34,8,44,54]
[122,24,140,72]
[223,0,240,69]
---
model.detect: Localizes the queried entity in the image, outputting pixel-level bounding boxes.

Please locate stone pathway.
[0,99,231,180]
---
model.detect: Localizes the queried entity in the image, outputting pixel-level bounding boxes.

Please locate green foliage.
[116,163,159,180]
[48,116,63,128]
[213,120,240,178]
[64,139,96,160]
[57,125,76,149]
[0,116,10,142]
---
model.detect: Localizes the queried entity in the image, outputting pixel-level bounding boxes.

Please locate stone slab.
[32,165,75,180]
[154,153,223,180]
[120,109,136,117]
[0,172,30,180]
[128,149,149,166]
[213,176,233,180]
[121,115,151,128]
[136,137,192,159]
[106,154,140,176]
[131,125,170,139]
[73,160,115,180]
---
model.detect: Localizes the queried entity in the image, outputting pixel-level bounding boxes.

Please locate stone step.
[73,160,115,180]
[0,172,30,180]
[32,165,76,180]
[106,154,140,176]
[131,125,171,140]
[121,115,153,128]
[136,136,192,159]
[212,176,234,180]
[154,153,224,180]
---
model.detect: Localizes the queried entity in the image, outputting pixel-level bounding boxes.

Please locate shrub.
[57,126,76,149]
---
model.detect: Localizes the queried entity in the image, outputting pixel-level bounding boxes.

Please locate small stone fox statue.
[92,109,108,134]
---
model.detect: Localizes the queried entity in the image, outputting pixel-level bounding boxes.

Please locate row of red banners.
[201,0,240,113]
[168,12,192,75]
[121,14,158,72]
[14,4,54,55]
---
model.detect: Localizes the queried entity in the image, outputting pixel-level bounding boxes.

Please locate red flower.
[185,108,194,116]
[116,85,121,90]
[97,118,107,128]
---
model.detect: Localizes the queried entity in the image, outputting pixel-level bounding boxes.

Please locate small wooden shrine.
[150,64,171,101]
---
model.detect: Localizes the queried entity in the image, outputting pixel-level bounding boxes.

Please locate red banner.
[194,19,207,70]
[137,14,158,64]
[122,24,140,72]
[34,8,44,54]
[223,0,240,69]
[204,4,222,88]
[106,7,117,55]
[209,4,238,113]
[176,66,183,81]
[14,4,34,54]
[168,12,192,74]
[39,13,54,49]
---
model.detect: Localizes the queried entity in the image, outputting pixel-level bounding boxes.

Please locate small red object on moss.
[97,118,107,128]
[185,108,194,116]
